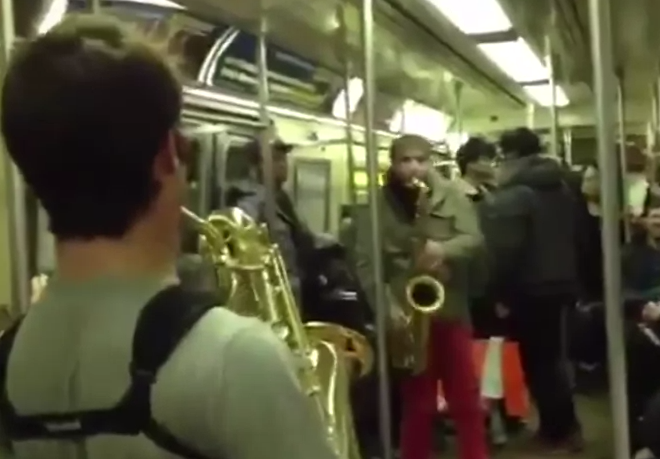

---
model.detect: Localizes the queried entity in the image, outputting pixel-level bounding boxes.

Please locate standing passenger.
[0,15,335,459]
[225,137,314,302]
[455,137,497,205]
[480,127,583,452]
[354,134,488,459]
[454,137,497,337]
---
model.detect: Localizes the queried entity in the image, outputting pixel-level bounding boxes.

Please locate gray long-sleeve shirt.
[3,275,335,459]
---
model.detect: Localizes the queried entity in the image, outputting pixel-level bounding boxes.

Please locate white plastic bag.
[481,337,504,399]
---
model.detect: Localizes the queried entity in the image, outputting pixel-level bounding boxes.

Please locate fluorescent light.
[389,99,451,142]
[523,84,569,107]
[116,0,185,8]
[38,0,68,35]
[478,38,548,83]
[332,78,364,119]
[37,0,185,35]
[426,0,512,34]
[445,132,469,154]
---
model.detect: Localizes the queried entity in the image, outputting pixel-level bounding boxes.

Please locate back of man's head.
[2,14,182,240]
[499,127,543,159]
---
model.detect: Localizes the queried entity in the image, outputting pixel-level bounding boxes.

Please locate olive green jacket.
[353,170,487,323]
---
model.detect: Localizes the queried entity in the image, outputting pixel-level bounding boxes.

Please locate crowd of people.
[1,11,660,459]
[453,132,660,459]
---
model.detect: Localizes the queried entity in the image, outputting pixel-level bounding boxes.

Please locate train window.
[353,170,385,189]
[224,142,253,182]
[292,159,331,234]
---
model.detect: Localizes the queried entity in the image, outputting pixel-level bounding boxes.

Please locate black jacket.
[481,156,578,300]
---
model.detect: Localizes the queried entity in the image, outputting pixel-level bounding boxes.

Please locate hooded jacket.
[480,155,578,300]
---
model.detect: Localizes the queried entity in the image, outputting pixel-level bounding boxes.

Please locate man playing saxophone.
[354,134,489,459]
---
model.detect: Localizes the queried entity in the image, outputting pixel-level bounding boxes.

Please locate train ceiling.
[14,0,660,136]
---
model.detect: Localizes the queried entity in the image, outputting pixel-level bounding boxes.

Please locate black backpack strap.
[0,286,217,459]
[0,318,25,428]
[130,285,218,459]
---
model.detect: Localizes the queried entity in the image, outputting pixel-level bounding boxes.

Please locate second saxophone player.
[354,134,488,459]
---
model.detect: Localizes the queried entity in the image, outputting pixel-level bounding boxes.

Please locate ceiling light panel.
[38,0,68,35]
[117,0,184,8]
[523,84,569,107]
[389,100,452,142]
[478,38,549,83]
[426,0,512,34]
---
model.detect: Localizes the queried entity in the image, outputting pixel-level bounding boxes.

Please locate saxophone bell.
[405,274,445,314]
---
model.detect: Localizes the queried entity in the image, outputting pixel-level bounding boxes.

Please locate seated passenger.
[0,15,335,459]
[480,128,582,452]
[623,204,660,299]
[623,204,660,450]
[637,389,660,459]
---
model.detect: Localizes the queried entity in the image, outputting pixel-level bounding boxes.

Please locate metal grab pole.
[90,0,101,13]
[454,79,464,137]
[545,34,559,157]
[339,7,358,206]
[589,1,630,458]
[655,78,660,147]
[360,0,392,457]
[256,15,276,230]
[616,69,631,242]
[451,79,464,180]
[1,0,30,316]
[652,82,659,143]
[343,72,358,205]
[563,128,573,165]
[526,103,536,129]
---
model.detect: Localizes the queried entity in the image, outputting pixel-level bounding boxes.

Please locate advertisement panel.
[211,31,340,113]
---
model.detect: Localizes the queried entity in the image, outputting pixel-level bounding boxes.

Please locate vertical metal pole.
[0,0,30,316]
[90,0,101,13]
[453,80,464,137]
[451,80,464,180]
[256,15,276,229]
[652,82,659,143]
[545,34,559,157]
[563,128,573,165]
[215,131,230,210]
[589,1,630,458]
[616,69,631,242]
[339,6,358,206]
[526,103,536,129]
[655,78,660,142]
[360,0,392,456]
[196,135,214,217]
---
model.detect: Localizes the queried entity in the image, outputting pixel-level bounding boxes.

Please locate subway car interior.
[2,0,660,458]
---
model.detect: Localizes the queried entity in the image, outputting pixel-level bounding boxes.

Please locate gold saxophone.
[390,178,446,375]
[182,206,373,459]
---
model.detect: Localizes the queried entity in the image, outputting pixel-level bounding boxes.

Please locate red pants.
[400,320,487,459]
